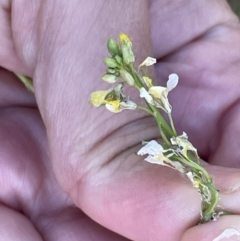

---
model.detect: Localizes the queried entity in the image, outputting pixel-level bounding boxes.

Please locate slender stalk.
[14,73,34,93]
[137,105,154,116]
[168,113,177,136]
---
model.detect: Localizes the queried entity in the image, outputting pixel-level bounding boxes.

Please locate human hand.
[1,0,240,240]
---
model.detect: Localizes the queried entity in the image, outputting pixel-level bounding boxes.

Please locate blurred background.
[228,0,240,18]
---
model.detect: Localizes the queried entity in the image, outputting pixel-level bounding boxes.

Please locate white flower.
[139,73,179,113]
[137,140,185,172]
[171,132,197,158]
[139,57,157,68]
[148,86,171,113]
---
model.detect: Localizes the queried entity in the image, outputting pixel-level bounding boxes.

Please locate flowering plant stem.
[90,33,224,223]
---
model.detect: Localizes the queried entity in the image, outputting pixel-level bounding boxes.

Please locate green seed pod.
[102,74,117,83]
[104,58,119,68]
[120,69,135,86]
[107,38,120,56]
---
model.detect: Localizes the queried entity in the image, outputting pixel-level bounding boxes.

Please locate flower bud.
[121,44,135,65]
[120,69,135,86]
[114,55,123,65]
[119,33,135,65]
[102,74,117,83]
[107,68,116,74]
[104,58,119,68]
[107,38,120,56]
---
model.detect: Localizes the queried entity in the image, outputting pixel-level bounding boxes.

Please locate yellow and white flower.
[90,83,137,113]
[139,73,179,113]
[186,172,201,188]
[137,140,185,172]
[170,132,198,158]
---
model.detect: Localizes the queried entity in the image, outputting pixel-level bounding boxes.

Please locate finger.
[181,215,240,241]
[36,207,129,241]
[152,9,240,162]
[0,0,40,75]
[0,88,128,241]
[0,203,42,241]
[205,164,240,215]
[150,0,238,58]
[31,2,160,239]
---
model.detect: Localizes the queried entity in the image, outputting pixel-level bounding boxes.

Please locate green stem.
[168,113,177,136]
[200,183,220,223]
[174,154,218,222]
[128,64,174,139]
[156,118,171,146]
[175,155,212,182]
[137,105,154,116]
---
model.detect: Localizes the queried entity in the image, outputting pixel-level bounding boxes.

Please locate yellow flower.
[90,83,137,113]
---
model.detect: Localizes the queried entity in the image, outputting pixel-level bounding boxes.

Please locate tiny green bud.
[120,69,135,86]
[102,74,117,83]
[104,58,119,68]
[107,68,120,77]
[107,68,116,74]
[119,33,135,65]
[107,38,120,56]
[121,44,135,65]
[114,55,123,65]
[114,71,120,77]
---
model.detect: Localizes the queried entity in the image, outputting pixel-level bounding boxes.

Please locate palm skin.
[0,0,240,241]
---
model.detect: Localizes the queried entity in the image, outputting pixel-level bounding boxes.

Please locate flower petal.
[139,87,154,105]
[170,132,197,157]
[149,86,172,113]
[167,73,179,91]
[149,86,167,99]
[119,100,137,110]
[90,90,109,107]
[105,100,121,113]
[139,57,157,68]
[137,140,164,156]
